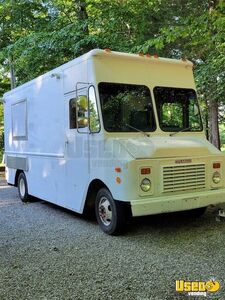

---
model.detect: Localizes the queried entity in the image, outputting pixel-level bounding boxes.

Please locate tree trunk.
[75,0,90,54]
[208,98,220,149]
[9,57,16,89]
[204,98,209,140]
[209,0,219,14]
[77,1,89,35]
[207,1,220,149]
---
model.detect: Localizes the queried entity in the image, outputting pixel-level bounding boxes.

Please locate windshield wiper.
[170,127,191,137]
[126,123,150,137]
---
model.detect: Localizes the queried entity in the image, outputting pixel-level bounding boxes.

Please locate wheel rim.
[98,196,112,226]
[19,178,26,198]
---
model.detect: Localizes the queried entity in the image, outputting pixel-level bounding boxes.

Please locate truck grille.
[163,164,206,193]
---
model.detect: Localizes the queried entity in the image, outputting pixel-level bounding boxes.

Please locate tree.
[0,0,168,86]
[136,0,225,149]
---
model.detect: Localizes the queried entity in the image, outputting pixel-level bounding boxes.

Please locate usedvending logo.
[176,280,220,297]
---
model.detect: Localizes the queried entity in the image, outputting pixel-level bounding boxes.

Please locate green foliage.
[1,0,224,90]
[0,0,169,86]
[136,1,225,101]
[162,103,183,128]
[219,124,225,150]
[135,0,224,147]
[89,101,99,132]
[0,71,10,96]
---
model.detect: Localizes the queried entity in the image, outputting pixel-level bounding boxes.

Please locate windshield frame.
[153,86,203,133]
[98,82,157,133]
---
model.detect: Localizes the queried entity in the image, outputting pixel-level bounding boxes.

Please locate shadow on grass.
[1,176,222,236]
[128,206,221,236]
[34,195,220,235]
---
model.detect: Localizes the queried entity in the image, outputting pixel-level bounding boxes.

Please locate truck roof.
[3,49,193,98]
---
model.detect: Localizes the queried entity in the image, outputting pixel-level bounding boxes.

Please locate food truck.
[3,49,225,234]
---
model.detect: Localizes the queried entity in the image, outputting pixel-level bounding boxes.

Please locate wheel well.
[15,170,23,187]
[83,179,108,216]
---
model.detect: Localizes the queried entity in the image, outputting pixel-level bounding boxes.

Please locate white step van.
[3,49,225,234]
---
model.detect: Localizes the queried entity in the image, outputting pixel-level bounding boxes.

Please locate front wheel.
[95,188,127,235]
[18,172,30,203]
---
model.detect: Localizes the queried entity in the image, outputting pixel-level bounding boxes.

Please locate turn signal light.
[115,167,122,173]
[141,168,151,175]
[213,163,221,169]
[116,177,121,184]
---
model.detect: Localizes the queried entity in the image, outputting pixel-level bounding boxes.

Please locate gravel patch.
[0,174,225,300]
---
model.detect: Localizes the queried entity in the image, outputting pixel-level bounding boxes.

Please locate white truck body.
[3,49,225,233]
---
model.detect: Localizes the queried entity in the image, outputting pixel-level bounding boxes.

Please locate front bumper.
[130,189,225,217]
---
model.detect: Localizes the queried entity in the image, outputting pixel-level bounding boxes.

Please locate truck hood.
[115,136,220,159]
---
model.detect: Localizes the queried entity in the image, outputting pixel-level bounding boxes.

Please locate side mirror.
[77,95,88,111]
[77,95,89,131]
[77,118,88,127]
[89,86,101,133]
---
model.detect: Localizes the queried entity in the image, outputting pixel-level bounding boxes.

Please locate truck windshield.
[99,82,156,132]
[154,87,203,132]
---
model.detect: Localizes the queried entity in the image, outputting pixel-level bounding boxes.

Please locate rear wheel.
[18,172,30,203]
[95,188,127,235]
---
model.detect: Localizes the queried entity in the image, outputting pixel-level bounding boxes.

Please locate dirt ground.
[0,174,225,300]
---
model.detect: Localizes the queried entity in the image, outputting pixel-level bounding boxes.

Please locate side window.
[89,86,100,133]
[69,86,100,132]
[69,98,76,129]
[12,100,27,140]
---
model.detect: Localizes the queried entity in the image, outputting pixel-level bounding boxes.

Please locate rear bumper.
[130,189,225,217]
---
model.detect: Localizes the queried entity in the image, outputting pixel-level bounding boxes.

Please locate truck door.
[63,83,90,212]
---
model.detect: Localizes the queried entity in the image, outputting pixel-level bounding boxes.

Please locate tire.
[18,172,30,203]
[95,188,127,235]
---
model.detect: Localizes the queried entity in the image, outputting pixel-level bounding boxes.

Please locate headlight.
[140,178,151,192]
[212,172,221,184]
